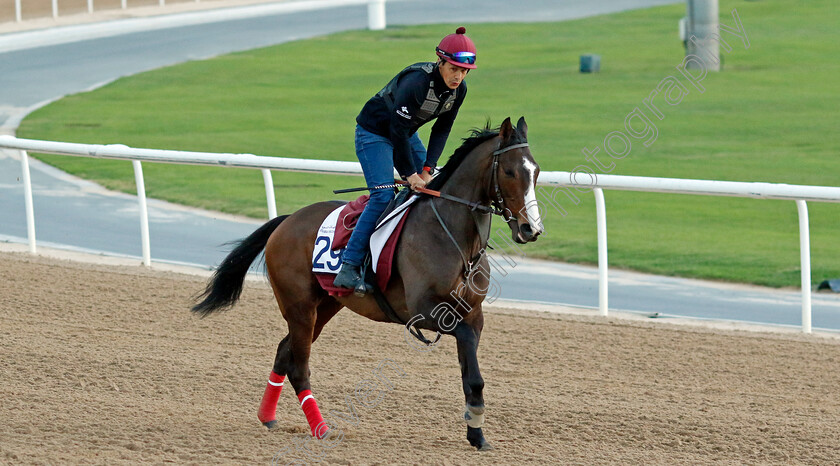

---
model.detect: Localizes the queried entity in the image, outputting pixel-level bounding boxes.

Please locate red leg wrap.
[297,389,329,439]
[258,372,285,424]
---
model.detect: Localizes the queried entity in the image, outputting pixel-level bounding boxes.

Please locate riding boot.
[333,263,367,296]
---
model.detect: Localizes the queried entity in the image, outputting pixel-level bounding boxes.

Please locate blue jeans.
[342,125,427,266]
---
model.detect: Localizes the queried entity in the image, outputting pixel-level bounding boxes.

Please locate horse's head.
[492,117,544,244]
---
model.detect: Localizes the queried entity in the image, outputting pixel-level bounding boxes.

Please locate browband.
[492,143,530,155]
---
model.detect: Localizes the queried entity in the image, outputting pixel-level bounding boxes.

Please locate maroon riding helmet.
[436,26,477,69]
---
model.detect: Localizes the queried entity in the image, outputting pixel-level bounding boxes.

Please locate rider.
[333,26,477,294]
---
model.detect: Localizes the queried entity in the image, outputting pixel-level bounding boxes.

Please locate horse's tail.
[191,215,289,317]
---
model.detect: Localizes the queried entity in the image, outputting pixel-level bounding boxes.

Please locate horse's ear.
[499,117,514,141]
[517,117,528,139]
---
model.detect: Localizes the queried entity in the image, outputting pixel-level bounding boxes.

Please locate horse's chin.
[506,223,525,244]
[511,223,540,244]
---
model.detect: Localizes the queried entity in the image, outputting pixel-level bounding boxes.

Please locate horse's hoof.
[467,426,491,451]
[476,442,494,452]
[262,420,279,430]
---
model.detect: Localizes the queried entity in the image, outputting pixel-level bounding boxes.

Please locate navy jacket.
[356,62,467,178]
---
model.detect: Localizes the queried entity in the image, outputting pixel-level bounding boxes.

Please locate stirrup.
[357,258,377,296]
[353,281,368,297]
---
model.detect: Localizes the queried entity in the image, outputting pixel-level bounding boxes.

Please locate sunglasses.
[436,48,476,65]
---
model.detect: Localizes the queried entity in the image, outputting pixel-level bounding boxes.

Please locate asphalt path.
[1,0,839,331]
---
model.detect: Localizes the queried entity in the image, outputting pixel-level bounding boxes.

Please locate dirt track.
[2,251,840,465]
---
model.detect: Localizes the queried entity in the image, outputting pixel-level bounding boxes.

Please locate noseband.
[490,142,530,222]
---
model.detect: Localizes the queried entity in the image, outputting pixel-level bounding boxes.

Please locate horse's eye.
[504,169,515,177]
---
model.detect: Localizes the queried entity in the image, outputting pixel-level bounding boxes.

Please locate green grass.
[17,0,840,287]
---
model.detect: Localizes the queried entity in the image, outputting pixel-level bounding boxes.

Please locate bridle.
[418,140,531,218]
[490,142,530,222]
[408,139,531,345]
[425,139,531,278]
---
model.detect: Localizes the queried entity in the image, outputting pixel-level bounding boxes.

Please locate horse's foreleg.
[454,320,492,451]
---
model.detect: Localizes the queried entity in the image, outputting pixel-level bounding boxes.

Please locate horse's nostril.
[519,223,533,238]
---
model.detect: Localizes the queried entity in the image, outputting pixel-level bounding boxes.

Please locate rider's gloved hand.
[406,173,427,191]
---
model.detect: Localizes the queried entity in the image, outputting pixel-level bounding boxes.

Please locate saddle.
[332,187,413,251]
[312,188,417,296]
[312,189,439,345]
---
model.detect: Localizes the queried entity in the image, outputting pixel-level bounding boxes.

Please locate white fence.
[2,135,840,333]
[5,0,386,30]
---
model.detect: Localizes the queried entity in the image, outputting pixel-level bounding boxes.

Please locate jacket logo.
[443,101,453,111]
[396,106,412,120]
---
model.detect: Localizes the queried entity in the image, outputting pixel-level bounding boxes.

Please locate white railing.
[2,135,839,333]
[536,172,840,334]
[6,0,386,30]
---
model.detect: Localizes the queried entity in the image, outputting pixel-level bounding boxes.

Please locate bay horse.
[192,117,543,451]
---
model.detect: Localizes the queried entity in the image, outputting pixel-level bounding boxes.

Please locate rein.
[332,140,531,275]
[395,181,494,214]
[403,141,531,220]
[429,140,531,276]
[334,182,493,214]
[335,139,531,346]
[333,141,532,220]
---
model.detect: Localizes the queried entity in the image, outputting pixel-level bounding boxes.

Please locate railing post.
[52,0,58,18]
[20,150,37,254]
[594,188,608,316]
[132,160,151,267]
[121,0,126,9]
[88,0,94,14]
[15,0,22,22]
[367,0,386,30]
[261,168,277,219]
[796,200,812,333]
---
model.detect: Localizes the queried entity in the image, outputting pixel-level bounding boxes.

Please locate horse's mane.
[427,122,499,191]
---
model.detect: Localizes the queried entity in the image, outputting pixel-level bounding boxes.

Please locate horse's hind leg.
[258,335,291,428]
[286,301,336,439]
[454,317,493,451]
[312,299,342,343]
[258,300,342,434]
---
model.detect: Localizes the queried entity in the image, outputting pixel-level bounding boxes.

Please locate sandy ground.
[2,250,840,465]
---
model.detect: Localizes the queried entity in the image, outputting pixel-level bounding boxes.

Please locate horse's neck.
[439,139,495,204]
[428,140,496,255]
